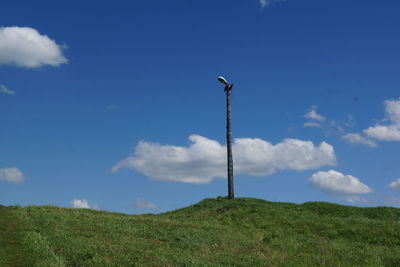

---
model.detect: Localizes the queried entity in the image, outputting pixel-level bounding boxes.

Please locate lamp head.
[217,76,228,85]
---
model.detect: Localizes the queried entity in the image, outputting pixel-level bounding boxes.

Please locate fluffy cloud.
[71,199,98,209]
[340,99,400,146]
[304,107,347,137]
[342,133,377,148]
[364,125,400,141]
[0,167,24,183]
[363,99,400,141]
[304,106,326,122]
[0,26,67,68]
[388,178,400,192]
[134,198,158,209]
[113,135,336,184]
[0,84,15,95]
[309,170,372,195]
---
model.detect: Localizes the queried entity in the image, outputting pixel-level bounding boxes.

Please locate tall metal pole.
[225,84,234,199]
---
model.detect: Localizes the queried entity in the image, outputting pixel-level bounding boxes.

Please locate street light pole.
[218,76,234,199]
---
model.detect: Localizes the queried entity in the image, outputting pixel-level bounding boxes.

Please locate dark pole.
[225,83,234,199]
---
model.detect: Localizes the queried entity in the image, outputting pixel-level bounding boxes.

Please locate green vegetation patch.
[1,198,400,266]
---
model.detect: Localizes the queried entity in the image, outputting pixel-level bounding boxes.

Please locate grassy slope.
[1,198,400,266]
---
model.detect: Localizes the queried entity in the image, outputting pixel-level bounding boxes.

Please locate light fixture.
[217,76,228,85]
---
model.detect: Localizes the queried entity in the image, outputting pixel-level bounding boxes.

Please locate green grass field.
[1,197,400,266]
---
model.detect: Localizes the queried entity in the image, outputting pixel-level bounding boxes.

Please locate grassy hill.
[1,197,400,266]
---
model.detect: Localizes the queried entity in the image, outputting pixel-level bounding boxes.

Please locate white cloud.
[340,100,400,146]
[363,99,400,141]
[260,0,269,8]
[0,84,15,95]
[134,198,157,209]
[71,199,90,209]
[340,195,370,204]
[303,122,323,128]
[345,114,355,128]
[384,99,400,123]
[113,135,336,184]
[309,170,372,195]
[71,199,98,209]
[303,106,347,136]
[0,167,24,183]
[330,121,344,134]
[304,106,326,122]
[260,0,286,9]
[364,125,400,141]
[0,26,67,68]
[342,133,377,148]
[388,178,400,192]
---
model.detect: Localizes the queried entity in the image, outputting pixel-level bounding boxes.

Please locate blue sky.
[1,0,400,214]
